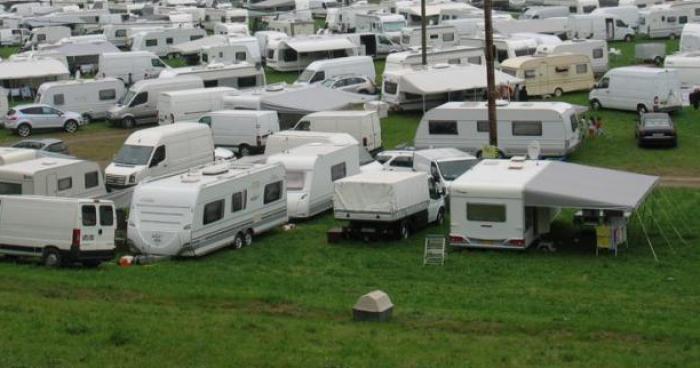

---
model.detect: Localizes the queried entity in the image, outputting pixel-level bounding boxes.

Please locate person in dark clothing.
[690,88,700,110]
[518,85,529,101]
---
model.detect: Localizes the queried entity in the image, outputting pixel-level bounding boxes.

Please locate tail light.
[256,135,262,146]
[653,96,659,105]
[449,235,467,243]
[507,239,525,247]
[72,228,81,248]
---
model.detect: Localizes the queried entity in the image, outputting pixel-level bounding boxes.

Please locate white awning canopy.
[399,64,523,95]
[171,35,229,54]
[283,38,356,53]
[0,59,69,80]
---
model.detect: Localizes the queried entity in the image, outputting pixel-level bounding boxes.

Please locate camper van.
[664,52,700,87]
[128,161,287,257]
[0,28,29,46]
[295,56,376,85]
[400,25,459,49]
[130,27,207,56]
[680,23,700,52]
[24,26,72,48]
[158,63,263,89]
[355,13,407,40]
[198,110,280,155]
[107,76,204,128]
[35,78,126,123]
[98,51,169,84]
[589,67,683,113]
[536,39,608,75]
[521,6,570,19]
[414,101,582,158]
[0,196,116,266]
[105,123,215,189]
[266,143,360,219]
[203,8,248,31]
[266,36,361,72]
[0,157,106,198]
[293,111,382,153]
[640,1,700,39]
[500,54,595,97]
[591,6,641,29]
[157,87,238,124]
[567,14,635,41]
[384,46,485,72]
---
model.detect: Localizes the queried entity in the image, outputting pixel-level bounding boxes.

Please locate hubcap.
[244,232,253,246]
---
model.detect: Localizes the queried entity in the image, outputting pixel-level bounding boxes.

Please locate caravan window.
[152,58,166,67]
[235,51,247,61]
[512,121,542,136]
[166,37,173,45]
[283,49,297,62]
[99,89,116,101]
[203,200,224,225]
[238,76,258,88]
[331,163,347,181]
[443,33,455,42]
[524,70,536,79]
[116,29,127,37]
[466,203,506,222]
[204,80,219,88]
[696,8,700,15]
[592,48,603,59]
[679,16,688,24]
[53,94,65,105]
[100,206,114,226]
[555,66,569,73]
[0,182,21,194]
[583,5,597,13]
[428,120,458,135]
[145,39,157,47]
[286,172,305,190]
[58,177,72,191]
[232,190,247,212]
[667,16,677,23]
[477,120,490,133]
[85,171,99,188]
[384,81,397,94]
[190,35,204,41]
[82,205,97,226]
[576,64,588,74]
[429,34,439,40]
[263,181,283,203]
[38,34,46,42]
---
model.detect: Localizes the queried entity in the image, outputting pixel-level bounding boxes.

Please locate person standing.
[518,85,529,101]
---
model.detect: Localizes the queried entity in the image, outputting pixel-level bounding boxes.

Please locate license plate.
[652,133,665,137]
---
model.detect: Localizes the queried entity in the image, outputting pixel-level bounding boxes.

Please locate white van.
[107,76,204,128]
[664,52,700,87]
[0,157,106,198]
[130,27,207,57]
[198,110,280,155]
[567,14,635,41]
[521,6,570,19]
[414,101,582,158]
[536,39,608,75]
[128,161,287,257]
[35,78,126,123]
[0,28,29,46]
[266,143,360,219]
[0,196,116,266]
[295,56,376,85]
[589,67,683,113]
[500,54,595,97]
[98,51,169,84]
[158,63,263,90]
[384,46,485,72]
[157,87,238,125]
[105,123,215,189]
[293,111,383,154]
[592,6,641,29]
[680,23,700,52]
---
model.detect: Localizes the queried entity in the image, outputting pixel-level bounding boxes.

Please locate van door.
[46,173,57,196]
[605,18,614,40]
[97,204,115,250]
[80,204,98,249]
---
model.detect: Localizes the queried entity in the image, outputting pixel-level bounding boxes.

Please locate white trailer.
[293,111,382,154]
[664,52,700,88]
[25,26,72,48]
[330,171,446,241]
[399,25,459,49]
[0,28,29,46]
[35,78,126,122]
[203,8,248,31]
[158,62,264,89]
[536,39,608,75]
[384,46,485,72]
[0,157,106,198]
[130,27,207,56]
[102,23,169,49]
[127,161,287,257]
[567,14,635,41]
[265,36,360,72]
[266,18,315,36]
[199,110,280,155]
[157,86,238,124]
[0,196,116,266]
[98,51,169,84]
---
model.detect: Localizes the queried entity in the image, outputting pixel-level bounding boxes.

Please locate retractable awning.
[283,38,356,53]
[170,35,228,55]
[0,59,69,80]
[399,64,522,95]
[261,86,375,114]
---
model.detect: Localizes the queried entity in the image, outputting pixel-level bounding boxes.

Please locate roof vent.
[509,156,526,170]
[433,63,450,69]
[495,99,509,106]
[41,160,57,166]
[266,83,285,92]
[181,173,201,183]
[202,164,229,176]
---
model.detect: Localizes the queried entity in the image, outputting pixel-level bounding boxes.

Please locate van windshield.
[383,21,405,32]
[297,70,314,83]
[438,159,478,181]
[119,89,136,105]
[114,144,153,166]
[286,171,305,190]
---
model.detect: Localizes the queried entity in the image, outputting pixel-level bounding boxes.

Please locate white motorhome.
[203,8,247,31]
[567,14,635,41]
[198,110,280,155]
[0,28,29,46]
[355,13,407,40]
[664,52,700,87]
[102,24,169,49]
[128,161,287,257]
[592,6,641,29]
[25,26,72,48]
[0,196,116,266]
[98,51,169,84]
[377,148,479,191]
[265,36,360,72]
[266,143,360,219]
[460,36,538,65]
[640,1,700,39]
[107,76,204,128]
[521,6,570,19]
[158,62,263,89]
[399,25,459,49]
[35,78,126,122]
[130,27,207,56]
[543,0,599,14]
[680,23,700,52]
[589,66,682,113]
[295,56,376,85]
[384,46,484,72]
[266,19,315,36]
[157,86,237,124]
[0,157,106,198]
[293,111,382,154]
[500,54,595,97]
[536,39,608,75]
[105,123,215,189]
[414,101,582,158]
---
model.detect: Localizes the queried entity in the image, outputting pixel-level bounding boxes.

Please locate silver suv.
[4,104,83,137]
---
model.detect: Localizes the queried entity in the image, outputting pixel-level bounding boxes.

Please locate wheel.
[654,56,663,66]
[82,114,92,124]
[624,34,633,42]
[42,247,62,267]
[554,88,563,97]
[243,229,254,246]
[16,124,31,137]
[238,144,251,157]
[436,208,445,225]
[232,232,244,249]
[357,89,369,94]
[121,117,135,129]
[590,99,602,111]
[637,104,648,115]
[669,33,677,40]
[398,221,410,240]
[64,120,78,133]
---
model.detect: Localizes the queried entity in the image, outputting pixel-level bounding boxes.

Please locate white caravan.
[589,67,682,113]
[640,1,700,39]
[490,18,569,38]
[295,56,376,85]
[264,131,360,156]
[567,14,635,41]
[543,0,599,14]
[293,111,382,154]
[213,23,250,37]
[0,157,106,198]
[266,143,360,219]
[384,46,485,72]
[98,51,169,84]
[680,23,700,52]
[159,63,263,89]
[128,161,287,257]
[355,13,407,40]
[460,36,538,65]
[102,24,169,49]
[266,19,315,37]
[35,78,126,122]
[536,39,608,75]
[107,76,204,128]
[0,28,29,46]
[414,101,581,158]
[130,27,207,56]
[200,44,251,65]
[0,196,115,267]
[664,52,700,88]
[398,2,471,27]
[198,110,280,155]
[203,8,248,31]
[591,6,641,29]
[266,36,360,72]
[521,6,570,19]
[105,123,215,189]
[157,87,238,124]
[25,26,72,48]
[399,25,459,49]
[377,148,479,191]
[500,54,595,97]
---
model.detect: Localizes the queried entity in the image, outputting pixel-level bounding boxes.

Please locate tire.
[398,221,410,240]
[669,33,677,40]
[436,208,445,225]
[624,34,633,42]
[42,247,62,267]
[637,104,648,115]
[121,117,135,129]
[82,114,92,124]
[238,144,251,157]
[357,89,369,94]
[243,230,254,247]
[64,120,78,134]
[554,88,563,97]
[654,56,663,66]
[16,123,31,137]
[233,232,244,249]
[590,99,602,111]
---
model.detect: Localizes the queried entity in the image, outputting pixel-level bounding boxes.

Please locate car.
[12,138,70,154]
[4,104,83,137]
[320,75,377,94]
[636,112,677,147]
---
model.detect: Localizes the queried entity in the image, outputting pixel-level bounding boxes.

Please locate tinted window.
[203,200,224,225]
[166,37,173,45]
[235,52,247,61]
[130,92,147,107]
[21,107,43,114]
[428,120,458,135]
[576,64,588,74]
[232,191,247,212]
[149,145,165,167]
[477,120,490,133]
[283,48,297,62]
[82,205,97,226]
[310,71,325,83]
[100,205,114,226]
[99,89,116,101]
[263,181,283,204]
[467,203,506,222]
[512,121,543,136]
[667,16,677,23]
[384,81,397,94]
[204,80,219,88]
[679,16,688,24]
[190,35,203,41]
[53,94,65,105]
[47,142,67,153]
[593,48,603,59]
[116,29,127,37]
[199,116,211,126]
[85,171,99,188]
[524,70,536,79]
[237,76,258,88]
[145,39,157,47]
[58,177,72,191]
[331,162,347,181]
[0,182,21,194]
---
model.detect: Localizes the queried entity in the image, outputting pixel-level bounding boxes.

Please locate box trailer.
[0,157,106,198]
[35,78,126,122]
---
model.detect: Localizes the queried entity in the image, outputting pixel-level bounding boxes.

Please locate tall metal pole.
[421,0,427,65]
[483,0,497,146]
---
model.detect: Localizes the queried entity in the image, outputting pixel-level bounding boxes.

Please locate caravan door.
[46,174,57,196]
[605,18,614,40]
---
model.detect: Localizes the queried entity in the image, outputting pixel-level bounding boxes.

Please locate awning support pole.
[655,188,694,238]
[634,211,659,263]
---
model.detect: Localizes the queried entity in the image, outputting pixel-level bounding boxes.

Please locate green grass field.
[1,38,700,367]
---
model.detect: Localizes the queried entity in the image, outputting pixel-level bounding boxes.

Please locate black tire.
[398,221,410,240]
[591,99,602,111]
[436,208,445,225]
[121,117,135,129]
[238,144,251,157]
[64,120,79,133]
[669,33,677,40]
[82,114,92,124]
[554,88,563,97]
[637,104,648,115]
[654,56,663,66]
[17,123,31,137]
[243,229,254,246]
[624,34,633,42]
[233,232,244,249]
[42,247,62,267]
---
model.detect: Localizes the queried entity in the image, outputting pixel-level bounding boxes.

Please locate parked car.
[636,112,677,147]
[12,139,69,154]
[320,75,377,94]
[4,105,83,137]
